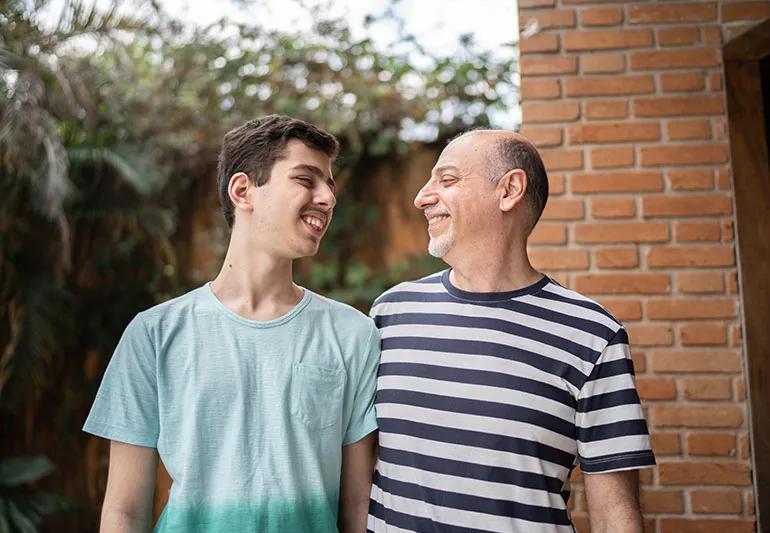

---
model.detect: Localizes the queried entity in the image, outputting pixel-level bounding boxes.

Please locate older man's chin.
[428,234,453,259]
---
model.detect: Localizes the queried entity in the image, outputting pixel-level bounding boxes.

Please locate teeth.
[302,215,324,230]
[428,215,449,226]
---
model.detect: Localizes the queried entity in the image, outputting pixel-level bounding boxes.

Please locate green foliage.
[0,457,72,531]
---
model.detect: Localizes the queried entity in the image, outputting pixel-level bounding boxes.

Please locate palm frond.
[68,145,168,196]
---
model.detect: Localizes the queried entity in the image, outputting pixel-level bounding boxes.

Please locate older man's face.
[413,133,501,262]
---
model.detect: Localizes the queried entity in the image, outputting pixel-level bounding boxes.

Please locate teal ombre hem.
[154,497,339,533]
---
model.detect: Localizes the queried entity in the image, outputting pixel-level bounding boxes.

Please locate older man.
[367,130,654,533]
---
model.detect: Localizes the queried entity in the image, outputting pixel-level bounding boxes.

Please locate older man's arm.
[584,469,644,533]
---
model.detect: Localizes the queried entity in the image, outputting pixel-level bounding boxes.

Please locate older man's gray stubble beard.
[428,227,454,258]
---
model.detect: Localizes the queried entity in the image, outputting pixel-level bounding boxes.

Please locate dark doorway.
[724,18,770,533]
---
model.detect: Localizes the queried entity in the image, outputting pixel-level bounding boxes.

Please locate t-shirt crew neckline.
[441,269,551,302]
[203,282,312,328]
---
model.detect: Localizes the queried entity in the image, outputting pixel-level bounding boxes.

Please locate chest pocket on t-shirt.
[292,362,345,430]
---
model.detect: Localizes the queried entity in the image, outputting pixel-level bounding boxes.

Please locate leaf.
[0,457,54,487]
[5,501,37,533]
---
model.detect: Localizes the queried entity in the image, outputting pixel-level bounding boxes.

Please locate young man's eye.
[296,176,313,187]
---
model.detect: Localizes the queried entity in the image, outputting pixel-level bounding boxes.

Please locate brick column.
[517,1,770,531]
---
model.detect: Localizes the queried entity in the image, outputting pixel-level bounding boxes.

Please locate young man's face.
[247,139,336,259]
[413,133,500,264]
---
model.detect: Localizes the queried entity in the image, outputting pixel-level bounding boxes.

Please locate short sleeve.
[575,328,655,473]
[83,313,159,447]
[342,322,381,445]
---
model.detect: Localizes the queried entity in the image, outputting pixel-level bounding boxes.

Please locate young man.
[368,130,655,532]
[84,115,379,532]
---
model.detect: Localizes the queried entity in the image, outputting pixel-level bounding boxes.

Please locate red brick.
[674,221,721,242]
[628,325,674,347]
[721,1,770,22]
[691,490,742,513]
[648,299,736,320]
[564,29,653,51]
[586,100,629,120]
[660,518,754,533]
[631,351,646,373]
[680,323,728,346]
[632,376,676,401]
[657,26,700,46]
[677,272,725,294]
[640,143,728,166]
[591,198,636,218]
[573,273,670,294]
[653,404,742,428]
[581,7,623,26]
[627,3,718,24]
[521,79,561,100]
[681,377,732,399]
[649,348,741,371]
[590,146,634,168]
[529,223,566,244]
[738,432,751,460]
[568,122,659,144]
[572,171,663,193]
[594,247,639,268]
[548,174,565,195]
[540,198,584,220]
[521,55,578,76]
[575,222,668,243]
[521,33,559,54]
[709,71,724,92]
[661,72,705,93]
[523,101,580,123]
[641,489,684,513]
[596,299,641,320]
[630,48,721,70]
[581,53,625,73]
[633,95,724,117]
[687,432,738,456]
[529,248,589,271]
[519,126,563,148]
[646,246,734,268]
[519,0,554,7]
[541,149,583,171]
[703,26,723,44]
[717,166,731,189]
[668,169,713,190]
[565,75,654,96]
[520,9,576,29]
[643,194,732,217]
[651,432,681,455]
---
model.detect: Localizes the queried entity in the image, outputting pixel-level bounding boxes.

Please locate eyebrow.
[290,164,336,189]
[431,164,461,176]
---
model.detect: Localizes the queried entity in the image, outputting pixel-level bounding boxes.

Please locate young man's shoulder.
[135,285,205,325]
[304,290,377,336]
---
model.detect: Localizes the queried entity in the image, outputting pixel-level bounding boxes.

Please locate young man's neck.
[210,237,303,322]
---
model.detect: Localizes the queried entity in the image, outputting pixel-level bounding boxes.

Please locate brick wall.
[517,1,770,531]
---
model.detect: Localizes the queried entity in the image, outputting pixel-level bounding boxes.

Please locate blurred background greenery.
[0,0,517,529]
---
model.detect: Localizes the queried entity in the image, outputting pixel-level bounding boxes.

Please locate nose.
[414,179,437,210]
[315,181,337,210]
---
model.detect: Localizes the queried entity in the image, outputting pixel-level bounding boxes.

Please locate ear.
[228,172,253,215]
[497,169,528,212]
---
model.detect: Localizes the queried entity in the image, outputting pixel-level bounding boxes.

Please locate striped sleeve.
[575,328,655,473]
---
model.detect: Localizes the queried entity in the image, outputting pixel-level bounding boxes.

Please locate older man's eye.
[440,177,457,186]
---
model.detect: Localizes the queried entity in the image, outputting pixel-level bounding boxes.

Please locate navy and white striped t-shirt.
[367,270,655,533]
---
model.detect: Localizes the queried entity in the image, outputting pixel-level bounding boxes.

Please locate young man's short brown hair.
[216,114,340,227]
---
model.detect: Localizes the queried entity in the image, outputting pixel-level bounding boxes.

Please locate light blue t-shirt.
[83,284,380,532]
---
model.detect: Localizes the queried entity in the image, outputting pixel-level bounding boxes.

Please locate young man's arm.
[584,469,643,533]
[100,441,159,533]
[338,431,377,533]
